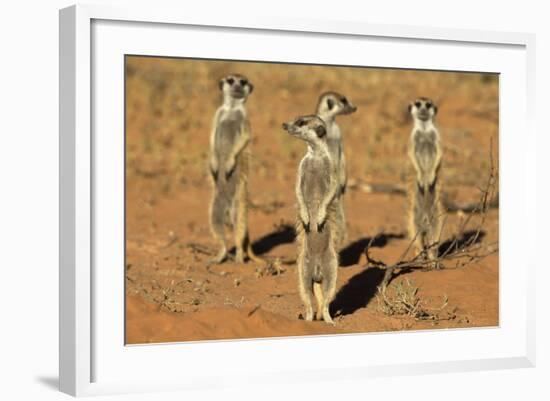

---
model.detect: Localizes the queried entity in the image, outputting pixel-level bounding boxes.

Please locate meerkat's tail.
[244,231,266,265]
[247,243,265,265]
[313,282,323,320]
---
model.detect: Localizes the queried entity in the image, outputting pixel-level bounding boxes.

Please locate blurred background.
[125,56,499,198]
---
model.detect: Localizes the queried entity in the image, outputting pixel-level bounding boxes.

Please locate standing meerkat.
[282,115,339,324]
[407,97,443,265]
[208,73,262,265]
[316,92,357,250]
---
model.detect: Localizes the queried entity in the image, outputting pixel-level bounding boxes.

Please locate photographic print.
[124,56,499,344]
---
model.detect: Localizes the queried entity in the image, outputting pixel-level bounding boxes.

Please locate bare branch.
[367,138,498,289]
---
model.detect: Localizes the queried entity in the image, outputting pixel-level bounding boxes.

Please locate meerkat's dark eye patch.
[240,79,247,86]
[315,125,326,138]
[227,78,235,85]
[426,102,432,109]
[296,118,307,127]
[327,98,334,110]
[414,101,421,108]
[341,97,348,104]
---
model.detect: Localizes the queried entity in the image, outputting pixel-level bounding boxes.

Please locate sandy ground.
[124,56,499,344]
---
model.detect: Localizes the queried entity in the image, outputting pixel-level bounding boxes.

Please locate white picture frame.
[59,4,536,397]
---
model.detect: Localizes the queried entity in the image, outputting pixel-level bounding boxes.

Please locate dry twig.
[376,278,456,322]
[365,139,499,289]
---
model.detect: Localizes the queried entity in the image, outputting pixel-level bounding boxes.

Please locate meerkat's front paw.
[210,167,219,181]
[224,159,236,179]
[209,159,219,181]
[317,220,327,233]
[340,183,346,195]
[299,211,310,233]
[316,210,327,232]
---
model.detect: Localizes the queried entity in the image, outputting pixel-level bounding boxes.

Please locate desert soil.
[124,56,499,344]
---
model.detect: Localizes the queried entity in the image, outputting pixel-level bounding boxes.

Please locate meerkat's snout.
[341,97,357,114]
[282,117,306,136]
[347,104,357,113]
[410,97,437,121]
[282,120,297,135]
[219,74,253,99]
[317,92,358,117]
[282,116,327,141]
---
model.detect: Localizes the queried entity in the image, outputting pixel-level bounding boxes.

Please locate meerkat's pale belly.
[413,133,438,173]
[214,118,242,198]
[301,158,331,217]
[215,118,241,162]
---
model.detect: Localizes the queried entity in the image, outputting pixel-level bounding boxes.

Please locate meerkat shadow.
[437,229,486,257]
[251,224,296,255]
[339,233,405,267]
[330,267,386,317]
[383,230,489,284]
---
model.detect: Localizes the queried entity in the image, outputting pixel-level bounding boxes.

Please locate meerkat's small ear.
[315,125,327,138]
[248,83,254,94]
[327,98,334,110]
[408,103,412,114]
[433,105,438,115]
[218,79,224,90]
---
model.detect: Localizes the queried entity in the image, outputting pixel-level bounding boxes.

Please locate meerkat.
[282,115,339,324]
[208,73,262,265]
[316,92,357,250]
[407,97,443,265]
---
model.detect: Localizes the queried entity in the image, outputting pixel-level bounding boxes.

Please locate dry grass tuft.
[376,278,456,322]
[255,258,285,278]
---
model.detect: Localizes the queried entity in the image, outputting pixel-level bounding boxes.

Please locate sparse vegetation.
[363,140,498,289]
[255,258,285,278]
[376,278,456,322]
